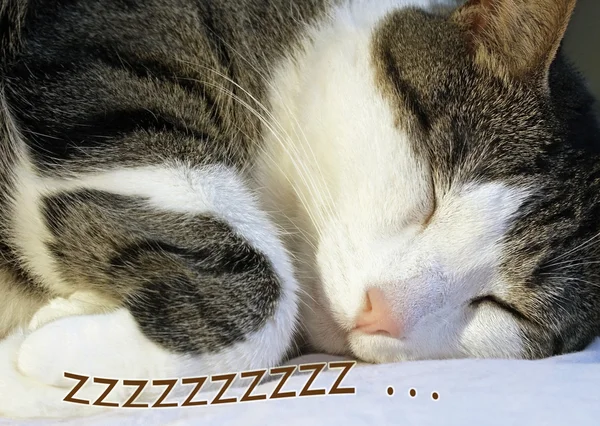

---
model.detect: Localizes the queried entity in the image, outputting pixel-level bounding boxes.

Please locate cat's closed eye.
[470,295,529,323]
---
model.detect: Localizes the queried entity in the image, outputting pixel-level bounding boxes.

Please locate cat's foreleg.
[0,164,299,418]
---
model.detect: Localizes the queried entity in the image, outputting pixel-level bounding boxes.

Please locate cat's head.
[290,0,600,362]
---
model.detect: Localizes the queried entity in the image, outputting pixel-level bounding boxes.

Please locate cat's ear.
[452,0,577,90]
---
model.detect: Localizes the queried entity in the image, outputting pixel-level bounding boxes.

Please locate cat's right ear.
[451,0,577,91]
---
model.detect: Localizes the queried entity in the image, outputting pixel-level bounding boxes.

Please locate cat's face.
[292,0,600,362]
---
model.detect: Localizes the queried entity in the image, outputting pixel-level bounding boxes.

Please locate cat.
[0,0,599,419]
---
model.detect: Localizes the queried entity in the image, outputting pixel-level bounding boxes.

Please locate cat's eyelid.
[470,295,530,323]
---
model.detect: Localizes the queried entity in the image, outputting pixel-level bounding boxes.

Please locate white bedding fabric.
[3,339,600,426]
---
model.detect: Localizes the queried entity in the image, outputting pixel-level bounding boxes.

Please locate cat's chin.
[346,333,413,364]
[346,331,465,364]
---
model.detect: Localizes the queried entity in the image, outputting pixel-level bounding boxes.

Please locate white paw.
[19,309,175,387]
[19,314,98,387]
[0,329,105,419]
[0,309,172,419]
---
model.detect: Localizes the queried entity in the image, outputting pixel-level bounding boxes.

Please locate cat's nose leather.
[354,288,403,339]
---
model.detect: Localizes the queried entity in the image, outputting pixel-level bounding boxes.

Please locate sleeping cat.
[0,0,599,418]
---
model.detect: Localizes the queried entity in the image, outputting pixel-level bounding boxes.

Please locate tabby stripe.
[109,239,267,277]
[9,47,224,127]
[21,108,212,161]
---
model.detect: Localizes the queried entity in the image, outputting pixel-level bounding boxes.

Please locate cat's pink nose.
[354,288,403,338]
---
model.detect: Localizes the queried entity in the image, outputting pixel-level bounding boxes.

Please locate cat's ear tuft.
[452,0,577,90]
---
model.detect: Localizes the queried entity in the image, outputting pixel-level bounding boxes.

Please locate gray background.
[563,0,599,116]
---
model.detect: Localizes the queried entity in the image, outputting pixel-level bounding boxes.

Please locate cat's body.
[0,0,599,419]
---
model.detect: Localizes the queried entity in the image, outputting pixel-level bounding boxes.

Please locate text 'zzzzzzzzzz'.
[63,361,357,408]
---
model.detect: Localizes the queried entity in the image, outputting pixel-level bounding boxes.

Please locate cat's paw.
[19,313,103,388]
[0,329,106,419]
[18,309,175,388]
[0,309,171,419]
